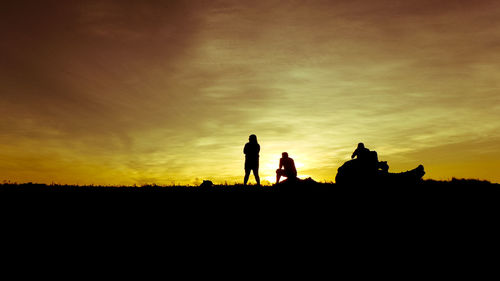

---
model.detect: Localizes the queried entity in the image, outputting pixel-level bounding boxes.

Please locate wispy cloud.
[1,0,500,184]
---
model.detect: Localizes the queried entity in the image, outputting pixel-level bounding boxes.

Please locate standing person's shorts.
[245,158,259,171]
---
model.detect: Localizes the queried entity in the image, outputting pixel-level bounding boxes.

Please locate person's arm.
[244,143,248,155]
[279,158,283,169]
[351,149,357,159]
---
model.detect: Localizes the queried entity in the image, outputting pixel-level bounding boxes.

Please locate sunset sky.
[1,0,500,185]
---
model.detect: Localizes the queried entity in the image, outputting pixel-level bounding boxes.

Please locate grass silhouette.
[0,178,497,192]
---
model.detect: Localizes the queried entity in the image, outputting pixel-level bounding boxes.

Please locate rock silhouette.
[274,177,321,192]
[200,180,214,188]
[336,147,425,185]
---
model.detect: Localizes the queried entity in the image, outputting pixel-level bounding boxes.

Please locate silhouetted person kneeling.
[352,143,370,161]
[244,134,260,186]
[276,152,297,184]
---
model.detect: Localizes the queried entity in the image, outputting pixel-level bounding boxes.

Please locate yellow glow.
[1,1,500,185]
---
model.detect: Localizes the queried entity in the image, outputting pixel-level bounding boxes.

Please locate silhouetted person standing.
[244,134,260,186]
[276,152,297,184]
[351,143,370,161]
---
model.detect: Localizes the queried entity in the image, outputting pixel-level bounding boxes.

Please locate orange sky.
[1,0,500,185]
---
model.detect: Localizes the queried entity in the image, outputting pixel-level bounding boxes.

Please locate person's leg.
[276,169,282,184]
[244,169,251,185]
[253,168,260,186]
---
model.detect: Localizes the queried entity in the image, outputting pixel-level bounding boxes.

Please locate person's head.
[249,134,258,143]
[357,143,365,149]
[282,152,289,158]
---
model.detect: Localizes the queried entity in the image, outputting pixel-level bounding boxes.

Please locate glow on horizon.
[1,0,500,185]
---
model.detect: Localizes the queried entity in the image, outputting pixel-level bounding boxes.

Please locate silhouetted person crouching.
[352,143,370,161]
[276,152,297,184]
[244,134,260,186]
[352,142,378,171]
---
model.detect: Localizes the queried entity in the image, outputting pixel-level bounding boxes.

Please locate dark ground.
[0,178,497,192]
[2,178,499,220]
[2,178,498,248]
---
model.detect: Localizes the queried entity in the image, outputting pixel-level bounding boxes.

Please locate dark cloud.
[1,0,211,134]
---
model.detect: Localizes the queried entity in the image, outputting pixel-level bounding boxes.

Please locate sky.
[1,0,500,185]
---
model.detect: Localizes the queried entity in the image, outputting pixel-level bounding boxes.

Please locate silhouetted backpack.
[369,151,379,163]
[361,150,379,172]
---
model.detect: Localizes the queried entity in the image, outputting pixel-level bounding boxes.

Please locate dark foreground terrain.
[1,178,497,193]
[2,179,498,226]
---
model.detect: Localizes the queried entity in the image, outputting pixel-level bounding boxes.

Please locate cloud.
[1,0,500,184]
